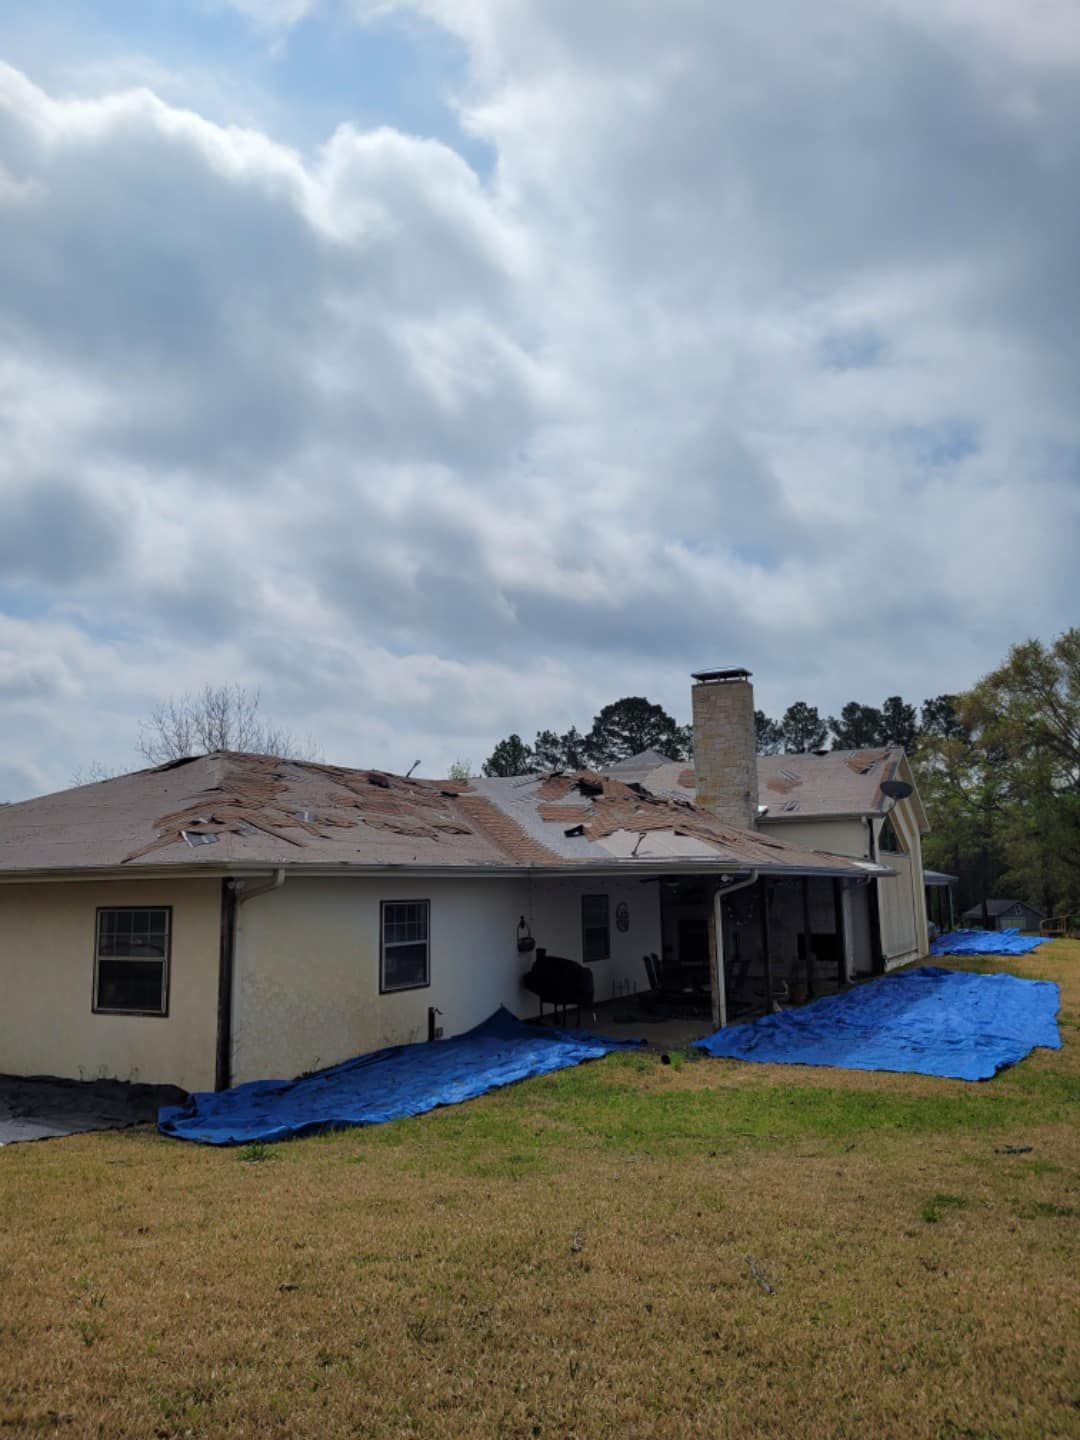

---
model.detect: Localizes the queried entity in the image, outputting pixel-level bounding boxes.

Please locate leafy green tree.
[828,702,884,750]
[920,694,968,741]
[560,726,589,769]
[965,632,1080,915]
[532,726,590,771]
[584,698,689,766]
[532,730,564,770]
[481,734,535,778]
[754,710,784,755]
[915,724,1008,922]
[781,701,827,753]
[879,696,920,752]
[915,630,1080,920]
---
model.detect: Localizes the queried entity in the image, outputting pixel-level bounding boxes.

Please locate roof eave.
[0,856,874,884]
[759,810,876,823]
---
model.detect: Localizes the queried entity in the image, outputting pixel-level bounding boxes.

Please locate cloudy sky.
[1,0,1078,798]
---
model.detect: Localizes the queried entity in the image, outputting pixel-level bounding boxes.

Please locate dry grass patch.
[1,945,1078,1438]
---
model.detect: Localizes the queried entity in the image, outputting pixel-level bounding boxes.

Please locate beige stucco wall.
[877,803,929,968]
[527,873,663,1003]
[231,873,663,1086]
[0,878,221,1091]
[759,815,869,859]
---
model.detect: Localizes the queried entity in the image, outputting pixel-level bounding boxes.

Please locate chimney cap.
[691,666,752,683]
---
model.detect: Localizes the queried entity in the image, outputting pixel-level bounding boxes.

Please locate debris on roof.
[472,772,858,873]
[609,747,923,824]
[122,754,479,863]
[0,751,878,877]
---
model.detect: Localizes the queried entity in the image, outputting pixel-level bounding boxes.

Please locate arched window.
[878,814,905,855]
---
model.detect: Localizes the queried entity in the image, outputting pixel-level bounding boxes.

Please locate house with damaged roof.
[0,669,911,1094]
[605,709,930,976]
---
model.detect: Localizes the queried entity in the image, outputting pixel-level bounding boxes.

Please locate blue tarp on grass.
[693,967,1060,1081]
[159,1007,641,1145]
[930,928,1052,957]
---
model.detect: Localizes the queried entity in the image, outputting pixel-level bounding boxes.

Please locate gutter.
[215,867,285,1092]
[0,857,873,884]
[758,810,884,825]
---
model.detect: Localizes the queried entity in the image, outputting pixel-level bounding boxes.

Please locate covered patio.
[528,864,883,1040]
[655,870,868,1028]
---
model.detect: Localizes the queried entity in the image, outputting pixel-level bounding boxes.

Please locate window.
[878,815,904,854]
[93,907,171,1015]
[581,894,611,961]
[380,900,430,992]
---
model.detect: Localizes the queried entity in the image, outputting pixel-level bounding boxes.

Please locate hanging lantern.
[516,916,536,953]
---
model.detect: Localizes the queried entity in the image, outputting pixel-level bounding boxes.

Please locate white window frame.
[380,899,431,993]
[581,893,611,962]
[92,906,171,1016]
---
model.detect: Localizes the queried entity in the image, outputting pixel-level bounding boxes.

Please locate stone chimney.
[691,667,759,830]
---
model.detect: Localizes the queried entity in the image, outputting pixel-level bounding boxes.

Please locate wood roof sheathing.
[0,751,873,878]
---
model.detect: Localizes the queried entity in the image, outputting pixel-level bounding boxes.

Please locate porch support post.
[801,877,814,1000]
[833,878,848,988]
[709,887,727,1030]
[761,881,776,1012]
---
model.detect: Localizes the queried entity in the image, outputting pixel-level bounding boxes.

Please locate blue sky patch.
[6,0,489,171]
[819,327,887,372]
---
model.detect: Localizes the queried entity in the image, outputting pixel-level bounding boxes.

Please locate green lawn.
[1,944,1077,1439]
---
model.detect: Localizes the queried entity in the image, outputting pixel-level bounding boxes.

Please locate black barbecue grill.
[521,948,594,1026]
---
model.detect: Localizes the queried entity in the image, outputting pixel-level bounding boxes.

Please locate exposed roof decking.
[0,752,874,879]
[472,773,871,874]
[0,754,507,874]
[607,748,928,826]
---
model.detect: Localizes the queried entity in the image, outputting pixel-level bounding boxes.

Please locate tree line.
[481,693,954,776]
[913,630,1080,923]
[61,635,1076,922]
[481,633,1080,921]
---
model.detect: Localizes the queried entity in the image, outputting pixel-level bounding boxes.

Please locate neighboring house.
[960,899,1044,933]
[608,720,931,973]
[0,669,894,1093]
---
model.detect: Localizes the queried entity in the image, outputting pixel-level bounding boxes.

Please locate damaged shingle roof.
[0,753,506,874]
[607,748,924,823]
[469,773,870,874]
[0,752,874,877]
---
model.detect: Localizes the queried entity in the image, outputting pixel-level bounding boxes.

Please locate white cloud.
[1,1,1079,797]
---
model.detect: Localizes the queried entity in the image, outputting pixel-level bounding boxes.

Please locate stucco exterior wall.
[759,816,869,859]
[527,874,663,1002]
[877,803,929,968]
[231,874,663,1085]
[0,878,221,1091]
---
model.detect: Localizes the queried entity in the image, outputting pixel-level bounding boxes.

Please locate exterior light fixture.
[517,916,536,953]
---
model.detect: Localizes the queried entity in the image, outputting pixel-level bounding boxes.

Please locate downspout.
[215,867,286,1092]
[711,872,758,1030]
[865,816,885,972]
